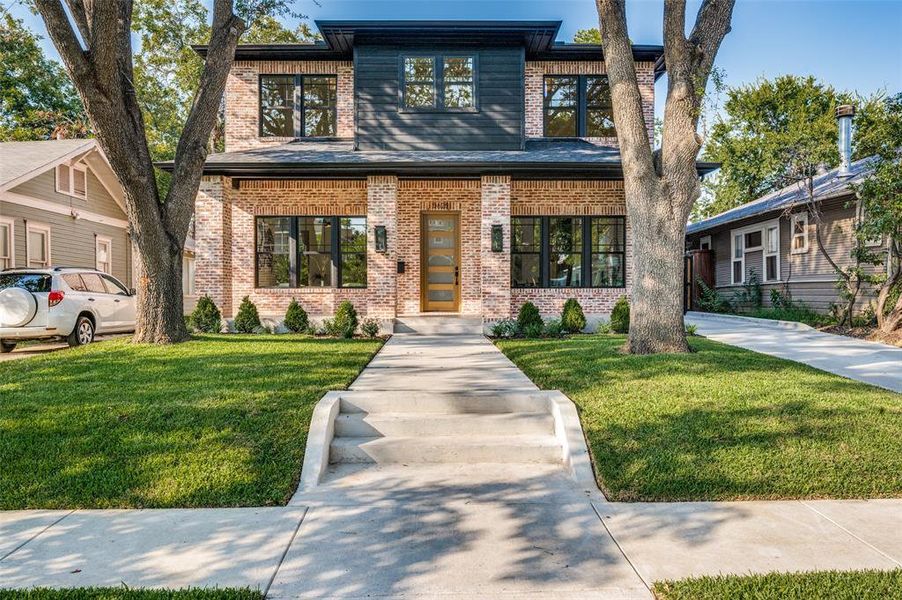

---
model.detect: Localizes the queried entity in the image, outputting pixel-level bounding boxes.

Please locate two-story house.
[170,20,716,329]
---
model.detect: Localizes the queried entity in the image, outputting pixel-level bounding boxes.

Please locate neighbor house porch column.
[480,175,511,321]
[194,176,233,317]
[367,175,398,325]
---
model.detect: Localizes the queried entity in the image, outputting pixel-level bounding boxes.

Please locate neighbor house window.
[731,232,744,285]
[511,216,626,289]
[731,218,779,284]
[26,222,51,268]
[401,55,476,110]
[259,75,337,138]
[0,216,13,269]
[544,75,615,138]
[764,224,780,282]
[56,163,87,199]
[255,216,366,289]
[699,235,712,251]
[791,213,809,254]
[95,236,112,274]
[183,255,196,296]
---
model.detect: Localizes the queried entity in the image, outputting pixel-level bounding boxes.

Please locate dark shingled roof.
[687,157,877,235]
[159,139,718,178]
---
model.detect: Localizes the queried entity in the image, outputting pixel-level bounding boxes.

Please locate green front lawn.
[0,590,262,600]
[497,336,902,501]
[653,569,902,600]
[0,335,382,509]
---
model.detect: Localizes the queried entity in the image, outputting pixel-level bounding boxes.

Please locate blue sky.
[8,0,902,117]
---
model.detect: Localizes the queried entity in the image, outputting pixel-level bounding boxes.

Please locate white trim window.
[731,231,744,284]
[699,235,712,251]
[0,216,14,269]
[791,212,809,254]
[26,222,51,268]
[56,162,87,199]
[764,224,780,282]
[95,235,113,274]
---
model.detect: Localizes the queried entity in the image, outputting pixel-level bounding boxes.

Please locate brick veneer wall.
[366,176,398,319]
[481,176,512,320]
[195,177,233,316]
[224,60,354,152]
[509,180,632,316]
[396,180,482,315]
[524,61,656,144]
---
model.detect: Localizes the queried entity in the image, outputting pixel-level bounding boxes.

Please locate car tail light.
[48,290,65,307]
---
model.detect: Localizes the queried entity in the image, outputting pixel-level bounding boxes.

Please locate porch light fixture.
[491,224,503,252]
[375,225,387,253]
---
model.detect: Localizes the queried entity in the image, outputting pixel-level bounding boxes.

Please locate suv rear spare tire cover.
[0,287,38,326]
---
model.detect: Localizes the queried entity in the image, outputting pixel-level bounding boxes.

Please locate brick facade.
[224,60,354,152]
[524,60,656,144]
[480,176,512,320]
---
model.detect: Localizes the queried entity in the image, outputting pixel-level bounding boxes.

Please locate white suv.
[0,267,136,353]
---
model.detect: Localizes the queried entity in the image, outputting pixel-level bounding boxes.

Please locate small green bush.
[685,323,698,336]
[697,279,734,313]
[560,298,587,333]
[610,297,630,333]
[543,318,564,338]
[233,296,262,333]
[491,319,519,339]
[283,299,309,333]
[360,318,380,338]
[516,302,543,337]
[596,320,612,334]
[190,295,222,333]
[331,301,359,338]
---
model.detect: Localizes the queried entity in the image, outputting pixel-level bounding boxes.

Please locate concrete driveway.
[686,312,902,393]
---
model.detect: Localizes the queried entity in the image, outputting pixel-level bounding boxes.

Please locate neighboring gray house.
[0,139,198,308]
[687,152,882,314]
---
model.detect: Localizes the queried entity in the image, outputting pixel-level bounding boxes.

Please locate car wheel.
[68,316,95,348]
[0,340,16,353]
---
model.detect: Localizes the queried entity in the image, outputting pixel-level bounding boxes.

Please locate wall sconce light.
[491,224,503,252]
[375,225,387,253]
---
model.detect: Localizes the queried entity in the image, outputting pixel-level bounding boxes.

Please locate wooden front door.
[421,213,460,312]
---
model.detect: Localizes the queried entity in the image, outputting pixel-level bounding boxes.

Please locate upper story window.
[543,75,615,138]
[401,55,476,111]
[259,75,337,138]
[56,162,87,199]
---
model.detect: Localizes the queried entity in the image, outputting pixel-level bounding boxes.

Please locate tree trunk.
[135,242,188,343]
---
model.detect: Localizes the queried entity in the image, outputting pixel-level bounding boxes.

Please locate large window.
[259,75,337,138]
[544,75,615,138]
[255,216,366,289]
[511,216,626,289]
[731,219,780,284]
[95,236,112,274]
[402,55,476,111]
[26,222,51,268]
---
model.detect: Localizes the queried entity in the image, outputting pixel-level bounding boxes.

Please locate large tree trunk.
[35,0,243,343]
[597,0,734,354]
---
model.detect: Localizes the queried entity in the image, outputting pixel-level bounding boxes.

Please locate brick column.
[194,176,233,316]
[481,175,512,321]
[367,176,398,322]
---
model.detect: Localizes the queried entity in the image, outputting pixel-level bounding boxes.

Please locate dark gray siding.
[355,44,524,151]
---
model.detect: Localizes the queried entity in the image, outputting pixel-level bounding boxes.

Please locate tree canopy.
[573,28,602,44]
[0,14,88,141]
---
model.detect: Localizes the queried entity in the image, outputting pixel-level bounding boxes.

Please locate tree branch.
[34,0,90,80]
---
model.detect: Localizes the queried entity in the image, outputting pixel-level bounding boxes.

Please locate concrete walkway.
[686,311,902,393]
[2,330,901,598]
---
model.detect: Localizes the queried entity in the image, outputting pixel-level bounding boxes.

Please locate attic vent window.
[401,55,477,112]
[56,163,87,199]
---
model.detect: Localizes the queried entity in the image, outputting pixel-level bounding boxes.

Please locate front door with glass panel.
[421,213,460,312]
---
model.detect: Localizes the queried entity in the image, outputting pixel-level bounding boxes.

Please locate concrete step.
[338,391,548,415]
[334,412,554,437]
[394,315,484,335]
[329,435,562,464]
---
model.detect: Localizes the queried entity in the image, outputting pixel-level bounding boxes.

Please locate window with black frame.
[443,57,474,109]
[510,216,626,289]
[255,216,366,289]
[403,57,436,109]
[259,75,337,138]
[544,75,615,138]
[511,217,542,288]
[402,55,476,110]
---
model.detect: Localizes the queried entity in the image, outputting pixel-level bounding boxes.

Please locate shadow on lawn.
[0,336,382,510]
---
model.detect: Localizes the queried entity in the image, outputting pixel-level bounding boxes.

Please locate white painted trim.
[791,212,809,254]
[95,235,113,274]
[1,190,129,229]
[82,149,127,213]
[730,218,779,284]
[25,221,52,268]
[56,161,87,199]
[699,235,712,250]
[0,216,14,269]
[0,140,95,193]
[763,222,780,283]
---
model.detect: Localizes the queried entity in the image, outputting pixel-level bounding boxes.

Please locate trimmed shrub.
[610,296,630,333]
[234,296,262,333]
[284,299,309,333]
[190,295,222,333]
[331,301,359,338]
[560,298,587,333]
[361,318,380,338]
[490,319,518,339]
[543,318,564,338]
[517,302,543,337]
[595,320,612,334]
